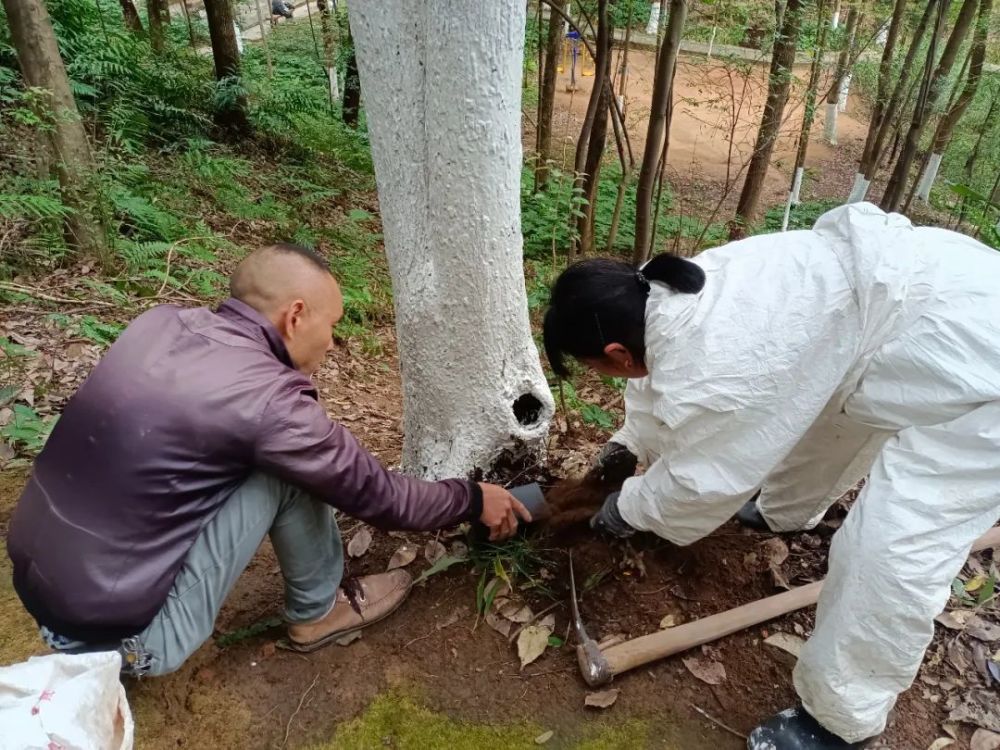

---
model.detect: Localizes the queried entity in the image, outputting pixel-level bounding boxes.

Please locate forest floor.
[2,41,999,750]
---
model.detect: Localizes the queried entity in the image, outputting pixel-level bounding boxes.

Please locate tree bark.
[632,0,688,264]
[729,0,804,239]
[535,0,564,190]
[857,0,906,164]
[147,0,170,53]
[350,0,554,478]
[823,3,859,144]
[119,0,144,33]
[342,23,361,128]
[3,0,111,266]
[914,0,992,201]
[203,0,251,136]
[318,0,339,100]
[882,0,977,212]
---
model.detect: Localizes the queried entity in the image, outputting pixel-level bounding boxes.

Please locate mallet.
[572,525,1000,687]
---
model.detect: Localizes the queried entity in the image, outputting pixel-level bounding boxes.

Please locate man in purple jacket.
[7,243,529,676]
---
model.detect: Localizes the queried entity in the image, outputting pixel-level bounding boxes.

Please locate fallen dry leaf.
[498,600,534,624]
[966,575,989,593]
[436,607,464,630]
[347,527,372,558]
[760,537,791,589]
[517,624,552,669]
[936,610,975,630]
[682,656,727,685]
[485,610,512,638]
[971,729,1000,750]
[928,739,955,750]
[660,613,682,629]
[584,688,620,709]
[539,613,556,631]
[387,544,417,570]
[424,540,447,565]
[949,689,1000,732]
[948,638,974,674]
[764,632,806,659]
[534,730,554,745]
[967,617,1000,642]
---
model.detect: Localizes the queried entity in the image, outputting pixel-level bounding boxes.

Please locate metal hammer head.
[569,553,614,687]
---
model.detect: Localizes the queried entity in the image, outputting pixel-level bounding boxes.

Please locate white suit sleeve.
[617,240,863,547]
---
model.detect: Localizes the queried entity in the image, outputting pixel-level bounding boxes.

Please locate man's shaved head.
[231,243,344,375]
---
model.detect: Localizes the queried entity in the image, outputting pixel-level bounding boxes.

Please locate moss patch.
[314,692,650,750]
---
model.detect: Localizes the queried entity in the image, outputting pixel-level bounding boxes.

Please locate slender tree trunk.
[178,0,197,47]
[252,0,274,78]
[782,0,829,230]
[568,0,609,259]
[119,0,144,33]
[318,0,340,101]
[203,0,251,135]
[350,0,554,478]
[914,0,992,202]
[3,0,110,266]
[849,0,938,202]
[342,24,361,128]
[633,0,688,264]
[964,86,1000,181]
[535,0,564,190]
[729,0,804,239]
[858,0,906,157]
[824,4,859,144]
[882,0,977,212]
[147,0,169,53]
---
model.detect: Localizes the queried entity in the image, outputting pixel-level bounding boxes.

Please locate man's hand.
[586,442,638,486]
[590,491,635,538]
[478,483,532,541]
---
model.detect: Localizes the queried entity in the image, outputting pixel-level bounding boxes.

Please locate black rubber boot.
[735,491,771,531]
[747,707,868,749]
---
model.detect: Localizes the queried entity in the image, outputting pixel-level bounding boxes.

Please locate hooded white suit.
[613,203,1000,742]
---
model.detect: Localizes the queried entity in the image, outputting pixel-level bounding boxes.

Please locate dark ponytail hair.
[543,253,705,378]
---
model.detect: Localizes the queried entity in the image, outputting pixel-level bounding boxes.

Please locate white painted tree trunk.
[782,167,805,231]
[915,152,943,202]
[233,21,244,54]
[831,9,840,29]
[838,73,851,112]
[707,26,716,58]
[350,0,554,479]
[824,101,839,144]
[564,1,571,34]
[847,173,870,203]
[646,2,661,35]
[327,67,339,101]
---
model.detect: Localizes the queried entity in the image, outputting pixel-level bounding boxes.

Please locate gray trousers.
[134,473,344,675]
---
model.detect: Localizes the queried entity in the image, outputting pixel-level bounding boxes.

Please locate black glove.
[588,441,638,486]
[590,491,635,538]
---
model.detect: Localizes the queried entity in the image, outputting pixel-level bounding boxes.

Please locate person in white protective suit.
[542,203,1000,750]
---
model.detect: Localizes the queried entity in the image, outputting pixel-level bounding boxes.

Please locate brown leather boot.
[286,570,413,652]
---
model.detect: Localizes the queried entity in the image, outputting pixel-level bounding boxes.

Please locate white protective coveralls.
[613,203,1000,742]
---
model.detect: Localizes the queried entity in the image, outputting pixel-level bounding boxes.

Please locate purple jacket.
[7,299,480,642]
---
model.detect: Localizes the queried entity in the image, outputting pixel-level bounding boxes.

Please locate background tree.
[147,0,170,54]
[2,0,110,266]
[203,0,251,135]
[914,0,992,202]
[824,2,860,145]
[881,0,978,212]
[633,0,688,263]
[535,0,564,190]
[317,0,339,101]
[119,0,144,34]
[350,0,554,478]
[729,0,804,239]
[341,21,361,128]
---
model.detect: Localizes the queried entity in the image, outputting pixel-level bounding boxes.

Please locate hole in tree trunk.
[512,393,543,427]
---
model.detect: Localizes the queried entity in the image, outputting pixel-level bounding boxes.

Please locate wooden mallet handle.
[585,525,1000,685]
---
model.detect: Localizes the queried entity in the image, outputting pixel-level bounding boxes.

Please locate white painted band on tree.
[915,152,943,202]
[645,2,661,36]
[838,74,851,112]
[847,173,870,203]
[824,102,838,145]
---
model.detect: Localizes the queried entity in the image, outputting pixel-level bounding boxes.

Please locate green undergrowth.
[319,692,651,750]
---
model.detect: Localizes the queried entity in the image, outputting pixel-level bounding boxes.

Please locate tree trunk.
[342,23,361,128]
[147,0,170,53]
[914,0,992,202]
[3,0,111,266]
[535,0,564,190]
[782,0,829,229]
[119,0,144,33]
[203,0,251,136]
[575,0,612,256]
[849,0,938,202]
[824,3,859,144]
[964,87,1000,181]
[882,0,977,212]
[350,0,554,479]
[318,0,340,101]
[568,0,610,259]
[729,0,804,239]
[632,0,688,264]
